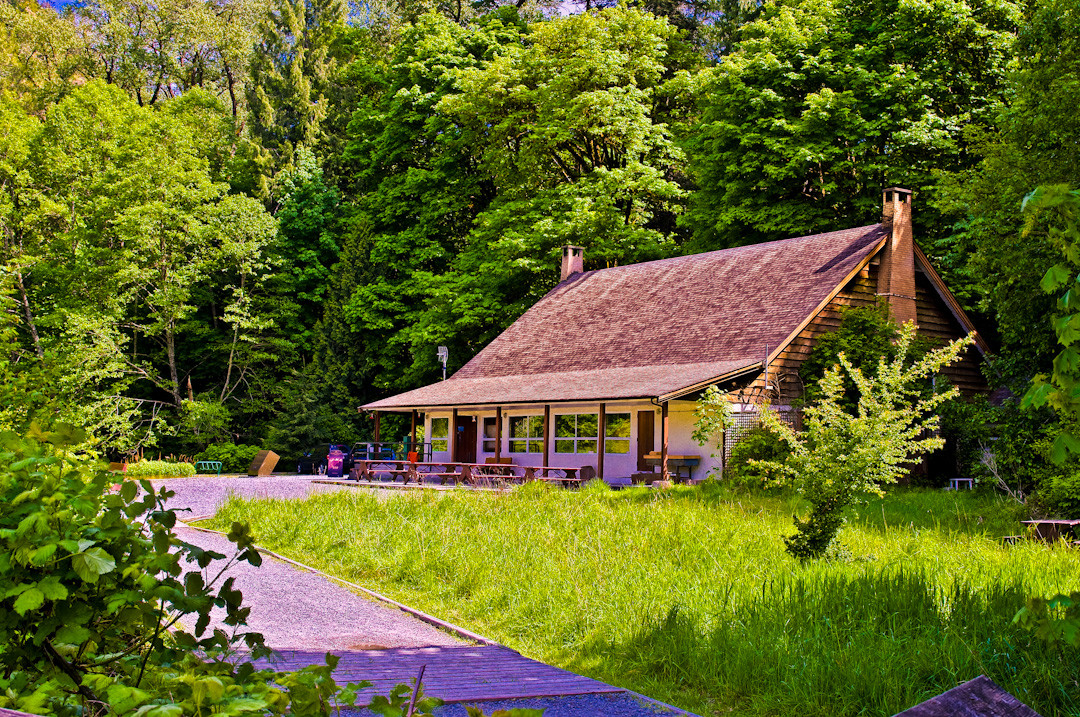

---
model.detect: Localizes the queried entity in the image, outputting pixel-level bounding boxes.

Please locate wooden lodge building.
[362,189,991,482]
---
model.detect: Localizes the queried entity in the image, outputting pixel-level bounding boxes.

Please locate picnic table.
[641,452,701,482]
[350,460,512,486]
[348,460,587,489]
[1021,519,1080,543]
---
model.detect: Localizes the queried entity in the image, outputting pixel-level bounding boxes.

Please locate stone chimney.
[877,188,918,327]
[560,245,584,282]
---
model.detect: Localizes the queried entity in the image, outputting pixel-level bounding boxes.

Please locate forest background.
[1,0,1077,476]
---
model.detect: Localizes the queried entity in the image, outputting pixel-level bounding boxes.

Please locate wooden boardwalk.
[263,645,625,704]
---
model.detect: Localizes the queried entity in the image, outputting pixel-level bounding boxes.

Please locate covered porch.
[364,398,718,484]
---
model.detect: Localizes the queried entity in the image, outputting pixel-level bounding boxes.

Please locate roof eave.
[912,244,993,357]
[361,392,672,413]
[656,363,765,402]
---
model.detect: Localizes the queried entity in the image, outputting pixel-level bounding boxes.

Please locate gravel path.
[151,475,354,519]
[157,476,460,651]
[172,524,461,651]
[415,694,680,716]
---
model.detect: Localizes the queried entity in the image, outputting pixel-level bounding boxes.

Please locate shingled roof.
[364,224,888,410]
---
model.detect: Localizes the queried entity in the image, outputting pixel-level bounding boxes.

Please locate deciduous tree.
[685,0,1021,250]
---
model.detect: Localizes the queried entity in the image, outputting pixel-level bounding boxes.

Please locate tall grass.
[208,484,1080,715]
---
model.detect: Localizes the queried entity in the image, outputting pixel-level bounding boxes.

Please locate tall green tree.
[934,0,1080,389]
[396,6,697,385]
[336,11,519,391]
[4,82,279,451]
[684,0,1021,250]
[246,0,346,194]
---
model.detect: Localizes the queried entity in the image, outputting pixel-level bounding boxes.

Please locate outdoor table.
[642,453,701,482]
[1021,519,1080,543]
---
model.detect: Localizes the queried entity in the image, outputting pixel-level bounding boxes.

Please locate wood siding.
[739,258,987,404]
[915,271,987,394]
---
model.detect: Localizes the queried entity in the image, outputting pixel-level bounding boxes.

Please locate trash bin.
[326,450,345,478]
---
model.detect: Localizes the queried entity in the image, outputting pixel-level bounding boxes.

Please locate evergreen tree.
[246,0,346,195]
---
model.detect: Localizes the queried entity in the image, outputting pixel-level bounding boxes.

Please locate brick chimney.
[877,188,918,327]
[560,245,584,282]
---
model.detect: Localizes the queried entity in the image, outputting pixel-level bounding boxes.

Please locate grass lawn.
[207,483,1080,716]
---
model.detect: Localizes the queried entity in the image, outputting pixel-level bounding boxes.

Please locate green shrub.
[725,426,791,488]
[195,443,262,473]
[125,459,196,479]
[0,423,365,716]
[1038,472,1080,518]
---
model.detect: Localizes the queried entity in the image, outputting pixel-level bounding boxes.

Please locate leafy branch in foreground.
[1016,185,1080,650]
[0,421,369,717]
[758,323,973,559]
[1023,185,1080,461]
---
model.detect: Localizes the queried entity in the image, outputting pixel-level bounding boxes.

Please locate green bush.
[725,426,790,488]
[125,459,196,479]
[1038,472,1080,518]
[0,423,365,716]
[195,443,262,473]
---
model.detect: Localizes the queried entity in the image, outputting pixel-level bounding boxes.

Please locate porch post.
[495,406,503,461]
[597,403,606,480]
[543,404,551,467]
[374,412,381,443]
[410,410,418,452]
[660,402,669,482]
[451,407,458,462]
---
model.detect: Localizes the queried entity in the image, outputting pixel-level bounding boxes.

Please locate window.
[430,417,449,453]
[605,413,631,454]
[509,415,543,453]
[555,413,598,454]
[483,416,498,453]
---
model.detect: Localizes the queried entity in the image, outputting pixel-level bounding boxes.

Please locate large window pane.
[555,415,575,438]
[527,415,543,438]
[431,417,449,453]
[605,439,630,454]
[431,418,449,438]
[605,413,631,439]
[483,416,497,453]
[577,414,598,439]
[510,416,530,438]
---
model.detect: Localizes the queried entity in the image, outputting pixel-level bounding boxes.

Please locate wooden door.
[455,416,477,464]
[636,410,655,472]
